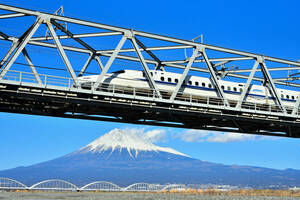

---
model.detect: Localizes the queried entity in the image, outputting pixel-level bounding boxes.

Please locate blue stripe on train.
[137,78,296,103]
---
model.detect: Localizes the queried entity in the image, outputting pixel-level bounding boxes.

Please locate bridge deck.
[0,70,299,138]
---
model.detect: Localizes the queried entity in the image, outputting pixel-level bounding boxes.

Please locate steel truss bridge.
[0,4,299,138]
[0,177,186,192]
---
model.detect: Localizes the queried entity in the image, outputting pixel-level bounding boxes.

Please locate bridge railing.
[0,69,298,118]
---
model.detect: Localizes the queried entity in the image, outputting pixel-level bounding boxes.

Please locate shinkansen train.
[78,69,299,108]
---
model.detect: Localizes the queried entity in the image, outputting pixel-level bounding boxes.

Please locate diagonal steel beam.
[0,17,42,78]
[170,49,198,101]
[259,60,287,114]
[0,41,19,68]
[46,20,79,86]
[22,48,42,84]
[131,35,162,98]
[0,30,9,39]
[51,20,96,53]
[0,31,19,68]
[78,53,94,77]
[93,35,127,90]
[94,55,103,71]
[52,20,106,77]
[135,37,161,64]
[201,48,229,107]
[236,61,259,109]
[78,53,105,77]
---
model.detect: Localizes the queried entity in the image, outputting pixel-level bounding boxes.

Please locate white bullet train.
[78,69,299,108]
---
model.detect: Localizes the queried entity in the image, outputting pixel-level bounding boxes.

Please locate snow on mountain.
[77,128,188,158]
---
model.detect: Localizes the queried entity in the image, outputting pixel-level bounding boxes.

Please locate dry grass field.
[1,190,300,200]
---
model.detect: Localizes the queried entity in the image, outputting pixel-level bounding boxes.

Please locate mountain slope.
[1,129,300,188]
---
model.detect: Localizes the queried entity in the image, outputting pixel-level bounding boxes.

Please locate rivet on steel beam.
[125,31,133,39]
[257,56,264,64]
[196,45,205,53]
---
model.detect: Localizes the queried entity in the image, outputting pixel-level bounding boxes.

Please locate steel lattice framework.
[0,4,299,138]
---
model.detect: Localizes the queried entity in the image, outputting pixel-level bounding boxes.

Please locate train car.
[77,70,299,109]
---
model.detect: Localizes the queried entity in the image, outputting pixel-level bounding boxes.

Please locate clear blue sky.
[0,0,300,171]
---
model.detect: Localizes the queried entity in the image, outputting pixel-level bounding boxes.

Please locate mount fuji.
[1,128,300,188]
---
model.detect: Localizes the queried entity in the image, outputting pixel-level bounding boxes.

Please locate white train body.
[78,70,299,108]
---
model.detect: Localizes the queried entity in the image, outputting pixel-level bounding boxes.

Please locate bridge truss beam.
[0,3,299,138]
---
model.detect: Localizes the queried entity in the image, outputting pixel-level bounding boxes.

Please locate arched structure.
[0,177,28,189]
[80,181,121,191]
[30,179,78,191]
[162,184,186,191]
[124,183,162,192]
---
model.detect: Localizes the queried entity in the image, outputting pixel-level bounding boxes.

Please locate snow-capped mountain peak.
[78,128,188,158]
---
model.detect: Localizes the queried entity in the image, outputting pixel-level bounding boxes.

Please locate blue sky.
[0,0,300,171]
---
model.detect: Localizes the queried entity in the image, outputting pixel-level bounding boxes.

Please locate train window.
[161,77,165,81]
[233,87,237,92]
[240,88,243,93]
[188,81,192,85]
[227,86,231,91]
[150,72,153,76]
[168,77,172,82]
[281,94,284,98]
[202,82,206,87]
[286,95,289,99]
[208,84,212,88]
[292,96,295,100]
[195,82,199,86]
[221,85,225,90]
[175,79,178,83]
